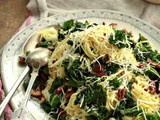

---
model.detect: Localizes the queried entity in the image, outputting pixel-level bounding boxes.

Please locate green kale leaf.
[146,113,160,120]
[74,83,109,120]
[49,94,62,108]
[105,62,119,75]
[120,107,142,116]
[109,77,122,89]
[109,30,132,49]
[49,77,63,94]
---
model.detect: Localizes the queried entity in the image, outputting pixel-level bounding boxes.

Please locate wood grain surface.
[0,0,29,49]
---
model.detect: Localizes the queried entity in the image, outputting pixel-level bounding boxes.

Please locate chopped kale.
[25,51,30,56]
[49,43,58,52]
[105,62,119,75]
[86,107,110,120]
[70,21,89,32]
[59,19,74,31]
[66,39,73,46]
[74,83,106,106]
[109,77,121,89]
[127,81,134,90]
[145,67,160,81]
[146,113,160,120]
[49,77,63,94]
[39,39,53,48]
[120,107,142,116]
[49,94,62,108]
[133,70,143,76]
[117,91,135,111]
[41,101,52,113]
[109,30,132,49]
[117,83,136,115]
[40,101,61,119]
[74,83,108,120]
[134,34,160,63]
[58,32,65,42]
[58,20,89,41]
[62,59,89,87]
[75,43,85,55]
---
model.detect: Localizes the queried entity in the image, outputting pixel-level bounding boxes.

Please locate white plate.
[1,9,160,119]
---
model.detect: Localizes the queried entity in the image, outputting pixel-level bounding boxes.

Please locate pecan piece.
[39,96,46,103]
[137,64,146,68]
[122,29,128,33]
[65,92,74,99]
[18,56,26,65]
[118,88,126,100]
[93,65,104,72]
[95,72,107,77]
[109,23,117,29]
[31,87,42,97]
[147,58,160,68]
[54,86,67,94]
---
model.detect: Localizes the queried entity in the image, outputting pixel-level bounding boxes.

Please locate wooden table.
[0,0,29,49]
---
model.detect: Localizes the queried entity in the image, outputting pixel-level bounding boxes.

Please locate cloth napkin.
[0,0,160,120]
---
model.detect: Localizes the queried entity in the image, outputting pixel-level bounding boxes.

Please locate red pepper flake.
[104,33,106,36]
[118,88,126,100]
[102,22,105,25]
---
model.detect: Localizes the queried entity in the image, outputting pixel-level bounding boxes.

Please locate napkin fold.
[0,0,160,120]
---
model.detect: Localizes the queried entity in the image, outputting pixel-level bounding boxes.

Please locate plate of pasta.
[1,9,160,120]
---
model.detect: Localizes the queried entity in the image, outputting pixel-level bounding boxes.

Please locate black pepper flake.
[93,23,98,26]
[41,37,46,42]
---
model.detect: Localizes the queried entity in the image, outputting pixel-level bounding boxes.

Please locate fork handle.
[0,66,29,116]
[21,69,38,108]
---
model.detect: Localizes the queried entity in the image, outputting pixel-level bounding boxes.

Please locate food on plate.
[23,19,160,120]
